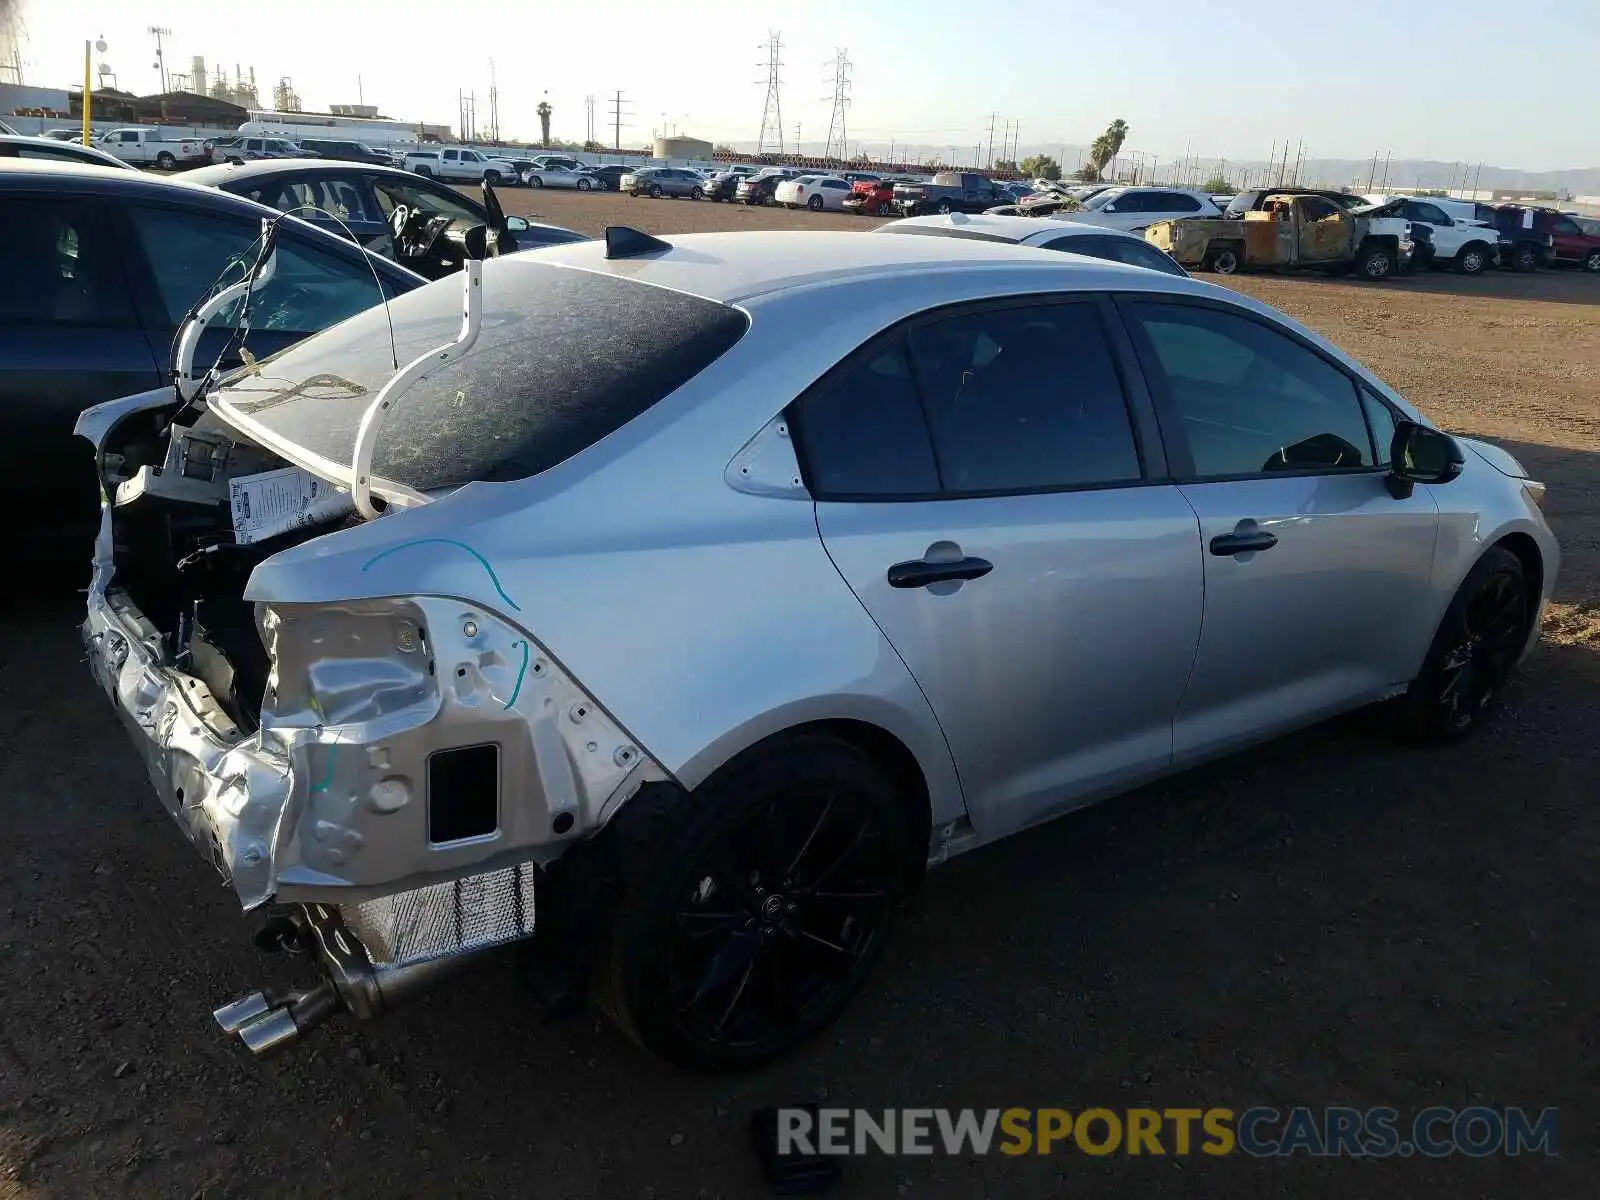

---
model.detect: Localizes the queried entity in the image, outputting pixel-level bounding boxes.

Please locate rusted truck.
[1143,192,1413,280]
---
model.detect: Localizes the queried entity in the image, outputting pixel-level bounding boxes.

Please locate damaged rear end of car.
[78,236,750,1054]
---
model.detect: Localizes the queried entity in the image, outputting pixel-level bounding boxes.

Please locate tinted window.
[907,303,1141,492]
[1549,216,1580,236]
[1412,202,1449,224]
[254,176,377,225]
[126,205,396,334]
[1045,234,1186,276]
[1133,302,1373,478]
[792,342,941,497]
[210,263,749,492]
[0,198,134,327]
[1154,192,1202,213]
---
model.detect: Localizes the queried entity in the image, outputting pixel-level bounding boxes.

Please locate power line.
[822,47,852,162]
[609,89,632,151]
[756,31,785,154]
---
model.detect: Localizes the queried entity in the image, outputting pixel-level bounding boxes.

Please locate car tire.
[595,739,915,1075]
[1453,244,1489,275]
[1396,546,1531,743]
[937,200,953,215]
[649,184,663,199]
[155,151,177,170]
[1356,243,1394,281]
[593,733,912,1072]
[415,166,433,178]
[808,194,824,211]
[528,175,543,188]
[1511,242,1539,272]
[876,201,893,217]
[1205,245,1242,275]
[577,177,591,191]
[1585,249,1600,273]
[690,186,704,201]
[484,170,501,186]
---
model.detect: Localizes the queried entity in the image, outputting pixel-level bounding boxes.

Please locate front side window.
[118,131,138,143]
[0,198,134,327]
[1044,234,1185,276]
[1299,198,1342,222]
[370,177,482,222]
[1131,302,1373,478]
[126,205,395,334]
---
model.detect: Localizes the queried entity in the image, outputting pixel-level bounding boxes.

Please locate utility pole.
[756,31,785,155]
[985,112,998,168]
[148,25,172,93]
[1366,149,1379,192]
[1379,149,1391,191]
[488,60,499,142]
[584,94,596,147]
[822,48,852,162]
[608,89,630,151]
[793,122,802,154]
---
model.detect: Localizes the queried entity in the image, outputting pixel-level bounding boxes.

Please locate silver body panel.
[78,231,1559,923]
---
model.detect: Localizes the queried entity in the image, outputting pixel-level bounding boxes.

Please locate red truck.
[842,178,898,217]
[1494,206,1600,272]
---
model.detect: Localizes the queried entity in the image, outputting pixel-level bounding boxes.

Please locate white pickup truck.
[404,145,524,186]
[1364,194,1501,275]
[97,127,212,169]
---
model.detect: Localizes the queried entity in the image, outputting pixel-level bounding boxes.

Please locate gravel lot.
[2,191,1597,1198]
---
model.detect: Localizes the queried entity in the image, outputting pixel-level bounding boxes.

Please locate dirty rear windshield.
[210,259,749,493]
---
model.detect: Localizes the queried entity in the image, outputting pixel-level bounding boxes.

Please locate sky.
[12,0,1598,170]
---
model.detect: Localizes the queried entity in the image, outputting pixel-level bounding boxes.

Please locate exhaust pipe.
[215,903,499,1056]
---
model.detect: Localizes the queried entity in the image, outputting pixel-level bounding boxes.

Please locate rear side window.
[793,343,941,497]
[794,302,1142,498]
[0,197,135,328]
[126,205,396,333]
[1044,234,1186,276]
[210,262,750,492]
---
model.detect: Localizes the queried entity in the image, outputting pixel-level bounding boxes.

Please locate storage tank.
[191,56,207,97]
[654,134,713,161]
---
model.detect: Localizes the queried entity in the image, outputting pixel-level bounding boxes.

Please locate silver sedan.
[79,230,1557,1073]
[522,163,598,190]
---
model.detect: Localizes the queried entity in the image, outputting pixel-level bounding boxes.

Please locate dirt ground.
[2,192,1597,1199]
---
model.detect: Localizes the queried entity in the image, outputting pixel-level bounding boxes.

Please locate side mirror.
[505,215,529,233]
[1102,203,1118,213]
[1385,420,1464,498]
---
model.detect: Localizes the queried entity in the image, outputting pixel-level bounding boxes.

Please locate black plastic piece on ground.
[749,1104,843,1196]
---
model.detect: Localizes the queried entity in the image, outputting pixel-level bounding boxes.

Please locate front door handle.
[1209,529,1279,556]
[887,556,994,589]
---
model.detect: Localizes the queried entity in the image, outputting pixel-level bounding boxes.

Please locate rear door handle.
[887,556,994,589]
[1209,530,1278,556]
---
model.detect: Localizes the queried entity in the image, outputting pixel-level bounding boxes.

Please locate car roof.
[887,212,1146,243]
[184,159,442,187]
[523,228,1203,304]
[0,133,131,168]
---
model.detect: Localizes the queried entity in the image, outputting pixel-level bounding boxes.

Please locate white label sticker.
[229,466,354,545]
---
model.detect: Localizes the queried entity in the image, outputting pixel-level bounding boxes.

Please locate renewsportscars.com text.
[777,1105,1559,1158]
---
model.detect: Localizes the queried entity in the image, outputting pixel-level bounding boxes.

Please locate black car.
[0,160,426,541]
[583,164,631,192]
[184,160,587,275]
[294,138,394,167]
[703,171,742,202]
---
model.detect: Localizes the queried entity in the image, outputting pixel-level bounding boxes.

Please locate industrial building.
[655,134,713,161]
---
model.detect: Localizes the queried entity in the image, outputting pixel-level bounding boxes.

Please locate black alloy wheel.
[1402,547,1529,740]
[597,736,910,1071]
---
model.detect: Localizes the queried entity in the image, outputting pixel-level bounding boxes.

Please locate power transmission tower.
[608,90,631,151]
[756,31,785,154]
[985,113,998,168]
[148,26,172,93]
[488,60,499,142]
[822,48,852,162]
[584,94,596,146]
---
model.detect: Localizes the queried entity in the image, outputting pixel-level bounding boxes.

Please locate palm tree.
[536,99,552,148]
